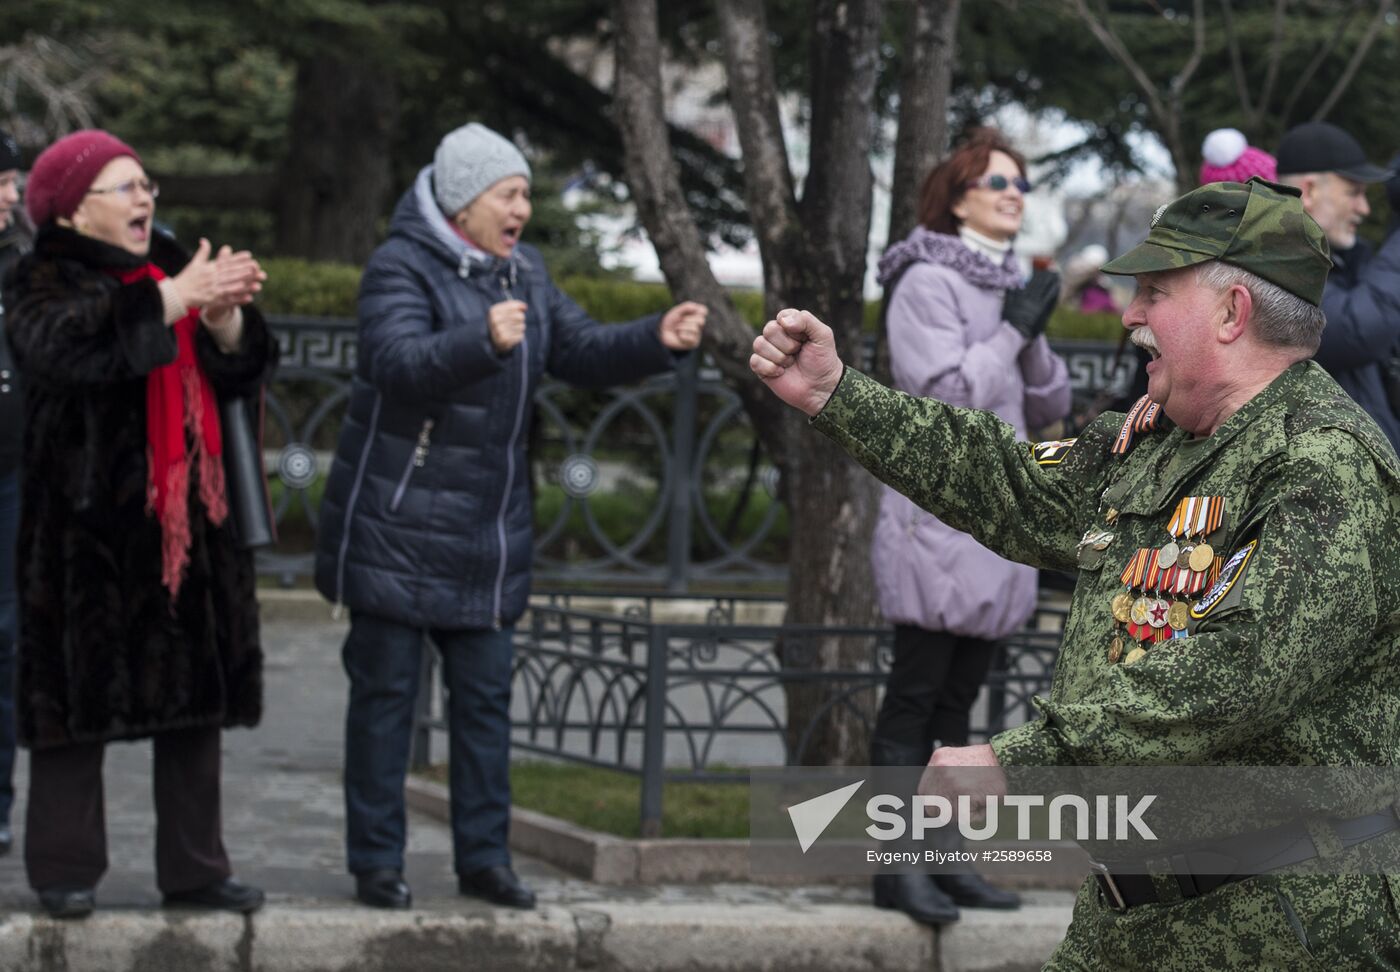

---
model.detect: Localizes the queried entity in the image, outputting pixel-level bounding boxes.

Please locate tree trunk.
[615,0,890,766]
[887,0,961,248]
[274,55,400,263]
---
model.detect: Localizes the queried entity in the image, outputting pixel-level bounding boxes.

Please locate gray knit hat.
[432,123,532,215]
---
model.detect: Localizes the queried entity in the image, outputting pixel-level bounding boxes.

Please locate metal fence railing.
[410,591,1066,835]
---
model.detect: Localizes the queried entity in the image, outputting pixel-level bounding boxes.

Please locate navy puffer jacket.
[314,167,678,629]
[1315,233,1400,452]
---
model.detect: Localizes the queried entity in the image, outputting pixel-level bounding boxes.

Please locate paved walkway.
[0,613,1074,971]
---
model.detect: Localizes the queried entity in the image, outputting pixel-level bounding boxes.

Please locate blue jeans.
[341,611,515,876]
[0,470,18,827]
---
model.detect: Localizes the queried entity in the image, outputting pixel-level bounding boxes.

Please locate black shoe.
[355,869,412,909]
[37,888,95,920]
[458,866,536,909]
[873,873,959,926]
[163,877,265,913]
[934,872,1022,909]
[0,825,11,856]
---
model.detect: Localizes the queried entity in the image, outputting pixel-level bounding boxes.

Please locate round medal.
[1167,601,1190,630]
[1111,593,1134,623]
[1130,596,1152,626]
[1124,646,1147,666]
[1189,543,1215,573]
[1147,597,1170,629]
[1108,636,1123,664]
[1176,545,1194,569]
[1156,542,1180,570]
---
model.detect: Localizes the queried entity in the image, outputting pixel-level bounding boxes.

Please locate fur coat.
[1,224,275,749]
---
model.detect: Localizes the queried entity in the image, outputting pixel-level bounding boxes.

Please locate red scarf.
[112,263,228,598]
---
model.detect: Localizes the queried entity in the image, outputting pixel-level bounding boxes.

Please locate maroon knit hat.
[25,129,142,226]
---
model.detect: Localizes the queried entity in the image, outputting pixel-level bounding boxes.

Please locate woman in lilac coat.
[869,130,1071,926]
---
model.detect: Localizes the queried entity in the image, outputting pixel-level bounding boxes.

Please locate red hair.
[916,128,1027,235]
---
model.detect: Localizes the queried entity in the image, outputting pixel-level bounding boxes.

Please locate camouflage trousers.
[1045,873,1400,970]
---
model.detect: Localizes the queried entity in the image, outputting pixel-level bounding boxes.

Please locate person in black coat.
[0,127,29,859]
[1,130,276,919]
[314,122,706,910]
[1276,122,1400,451]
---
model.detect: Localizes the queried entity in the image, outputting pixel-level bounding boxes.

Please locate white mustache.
[1130,328,1159,355]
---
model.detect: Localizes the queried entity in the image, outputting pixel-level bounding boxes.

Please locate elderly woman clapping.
[1,129,276,919]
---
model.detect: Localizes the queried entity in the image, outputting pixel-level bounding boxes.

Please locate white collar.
[958,225,1014,264]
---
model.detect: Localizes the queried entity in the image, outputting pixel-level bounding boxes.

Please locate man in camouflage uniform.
[750,178,1400,969]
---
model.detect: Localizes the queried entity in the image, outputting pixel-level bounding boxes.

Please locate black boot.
[873,872,960,926]
[929,824,1021,909]
[868,735,960,926]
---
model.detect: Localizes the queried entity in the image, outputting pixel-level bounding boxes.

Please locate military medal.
[1108,635,1124,664]
[1188,543,1215,572]
[1176,544,1194,569]
[1111,593,1134,623]
[1124,646,1147,666]
[1156,541,1180,570]
[1146,598,1169,628]
[1130,597,1151,625]
[1167,601,1190,631]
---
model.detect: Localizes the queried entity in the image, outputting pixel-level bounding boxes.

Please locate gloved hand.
[1001,269,1061,343]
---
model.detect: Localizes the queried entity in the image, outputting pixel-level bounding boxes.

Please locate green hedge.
[256,258,1123,342]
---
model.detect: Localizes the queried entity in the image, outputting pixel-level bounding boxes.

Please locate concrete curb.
[0,898,1073,971]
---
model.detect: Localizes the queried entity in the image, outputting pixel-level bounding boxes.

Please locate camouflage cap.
[1100,177,1331,306]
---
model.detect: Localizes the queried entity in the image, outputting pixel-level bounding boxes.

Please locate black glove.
[1001,269,1061,343]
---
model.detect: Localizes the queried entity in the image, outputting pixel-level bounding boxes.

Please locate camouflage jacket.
[814,361,1400,767]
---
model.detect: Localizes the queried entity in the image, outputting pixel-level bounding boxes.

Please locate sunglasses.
[85,178,160,200]
[965,174,1032,193]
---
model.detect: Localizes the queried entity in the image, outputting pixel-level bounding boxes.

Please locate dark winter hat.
[432,122,531,216]
[25,129,141,226]
[0,129,19,172]
[1275,121,1391,183]
[1100,178,1330,306]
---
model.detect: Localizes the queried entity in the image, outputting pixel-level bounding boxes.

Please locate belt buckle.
[1089,860,1127,912]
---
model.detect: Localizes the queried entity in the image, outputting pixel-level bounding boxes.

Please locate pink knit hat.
[25,129,142,226]
[1199,128,1277,185]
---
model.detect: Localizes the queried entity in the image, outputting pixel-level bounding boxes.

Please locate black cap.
[0,130,19,171]
[1276,121,1392,183]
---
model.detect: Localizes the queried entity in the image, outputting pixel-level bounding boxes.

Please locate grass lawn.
[417,760,750,839]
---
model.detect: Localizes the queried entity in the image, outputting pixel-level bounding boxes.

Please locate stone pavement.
[0,611,1074,971]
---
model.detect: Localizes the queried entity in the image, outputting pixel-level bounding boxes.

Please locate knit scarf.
[877,225,1024,292]
[111,263,228,599]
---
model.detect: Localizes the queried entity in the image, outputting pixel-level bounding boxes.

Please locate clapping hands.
[172,238,266,323]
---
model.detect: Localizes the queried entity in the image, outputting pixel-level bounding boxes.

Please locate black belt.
[1090,806,1400,912]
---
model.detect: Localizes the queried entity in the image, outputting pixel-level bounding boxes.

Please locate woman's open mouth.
[128,216,150,242]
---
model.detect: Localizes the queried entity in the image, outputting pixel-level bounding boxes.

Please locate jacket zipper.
[389,418,434,513]
[332,391,384,620]
[493,274,529,629]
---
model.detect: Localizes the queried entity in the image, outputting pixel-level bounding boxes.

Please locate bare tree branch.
[887,0,961,247]
[1314,0,1395,120]
[0,36,111,146]
[1067,0,1171,132]
[714,0,800,302]
[1280,0,1362,125]
[611,0,786,449]
[1253,0,1291,127]
[1220,0,1254,118]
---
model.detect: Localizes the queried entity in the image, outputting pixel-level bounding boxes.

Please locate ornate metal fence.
[261,315,1133,589]
[409,591,1067,835]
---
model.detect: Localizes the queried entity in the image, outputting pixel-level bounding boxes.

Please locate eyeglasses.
[86,178,159,200]
[965,174,1032,194]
